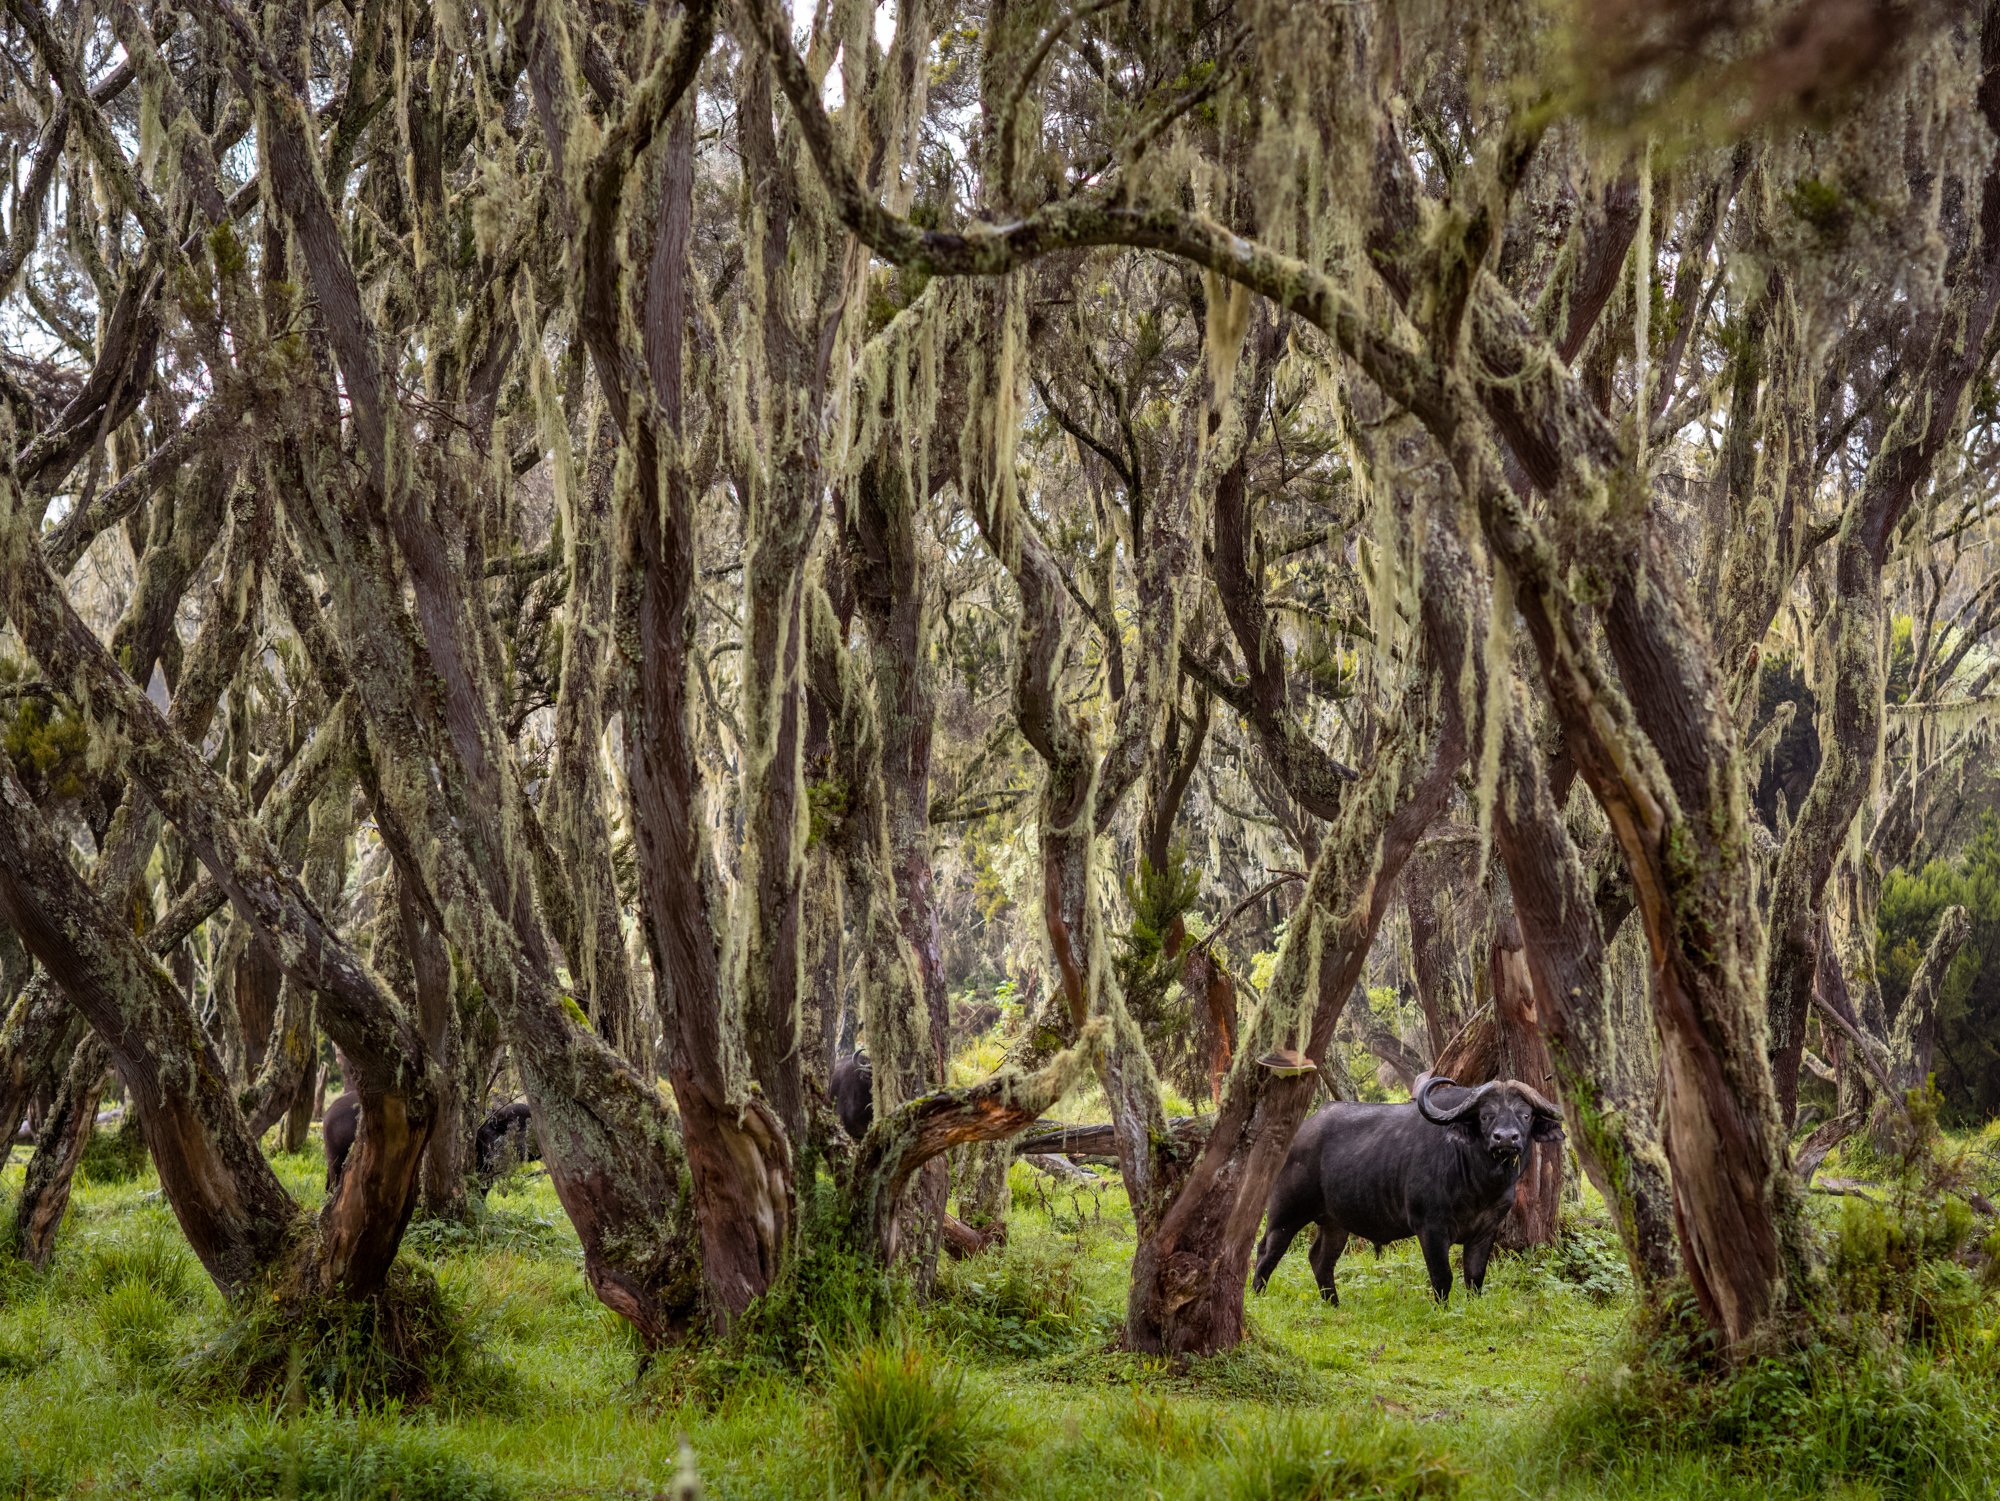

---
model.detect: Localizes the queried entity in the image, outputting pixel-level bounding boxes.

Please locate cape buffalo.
[322,1091,359,1194]
[831,1051,873,1139]
[475,1100,540,1183]
[323,1094,542,1194]
[1250,1075,1564,1305]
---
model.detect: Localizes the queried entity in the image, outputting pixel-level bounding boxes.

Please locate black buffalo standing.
[321,1091,359,1194]
[830,1051,873,1139]
[1250,1075,1564,1304]
[475,1100,540,1183]
[321,1095,540,1193]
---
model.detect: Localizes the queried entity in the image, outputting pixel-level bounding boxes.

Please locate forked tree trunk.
[0,754,299,1291]
[1122,711,1462,1353]
[1,470,435,1303]
[239,76,717,1343]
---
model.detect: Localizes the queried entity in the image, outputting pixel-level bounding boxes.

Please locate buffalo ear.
[1530,1109,1565,1143]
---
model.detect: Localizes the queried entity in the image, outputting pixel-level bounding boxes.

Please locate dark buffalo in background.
[322,1095,541,1193]
[1251,1075,1564,1304]
[475,1100,540,1183]
[831,1052,873,1139]
[321,1091,359,1194]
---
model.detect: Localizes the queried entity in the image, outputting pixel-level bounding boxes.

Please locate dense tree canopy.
[2,0,1998,1377]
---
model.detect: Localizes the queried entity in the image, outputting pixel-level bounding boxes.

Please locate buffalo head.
[1416,1075,1564,1164]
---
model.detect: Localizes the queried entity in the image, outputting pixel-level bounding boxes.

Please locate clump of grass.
[145,1410,518,1500]
[96,1276,182,1381]
[653,1176,894,1402]
[60,1216,206,1309]
[184,1259,512,1411]
[826,1332,998,1496]
[1031,1337,1321,1405]
[0,1323,57,1378]
[1206,1411,1463,1500]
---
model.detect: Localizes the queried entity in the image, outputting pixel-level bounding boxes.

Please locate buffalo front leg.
[1250,1214,1308,1294]
[1463,1232,1497,1294]
[1417,1226,1454,1303]
[1307,1221,1349,1305]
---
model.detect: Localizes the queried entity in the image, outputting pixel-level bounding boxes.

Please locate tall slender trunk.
[843,452,950,1268]
[9,1036,108,1268]
[548,421,645,1070]
[1491,709,1680,1288]
[1488,917,1562,1249]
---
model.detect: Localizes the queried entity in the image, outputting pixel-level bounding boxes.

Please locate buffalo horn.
[1512,1080,1563,1119]
[1416,1074,1495,1124]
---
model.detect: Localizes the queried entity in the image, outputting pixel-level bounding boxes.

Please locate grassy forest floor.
[1,1121,1996,1501]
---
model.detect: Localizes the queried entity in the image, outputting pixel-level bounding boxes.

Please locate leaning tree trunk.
[0,753,299,1291]
[1870,904,1973,1153]
[8,1036,107,1268]
[0,982,82,1153]
[1,462,436,1303]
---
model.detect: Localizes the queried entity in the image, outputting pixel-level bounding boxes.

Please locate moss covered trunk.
[1490,708,1680,1288]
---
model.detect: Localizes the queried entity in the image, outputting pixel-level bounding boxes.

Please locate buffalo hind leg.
[1417,1226,1454,1303]
[1463,1233,1497,1294]
[1306,1221,1349,1305]
[1251,1215,1308,1294]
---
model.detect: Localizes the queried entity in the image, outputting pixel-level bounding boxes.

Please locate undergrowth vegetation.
[0,1126,1994,1499]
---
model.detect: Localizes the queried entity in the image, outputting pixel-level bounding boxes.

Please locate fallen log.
[1012,1116,1207,1158]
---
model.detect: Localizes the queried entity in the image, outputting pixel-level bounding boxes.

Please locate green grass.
[0,1135,1993,1499]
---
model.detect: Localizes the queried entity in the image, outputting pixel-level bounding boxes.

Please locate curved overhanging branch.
[850,1022,1106,1262]
[736,0,1448,428]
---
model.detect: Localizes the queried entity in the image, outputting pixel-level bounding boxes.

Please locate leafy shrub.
[933,1238,1112,1358]
[147,1412,517,1500]
[1553,1340,1999,1498]
[399,1203,578,1264]
[1207,1411,1463,1500]
[1538,1214,1632,1306]
[77,1113,149,1185]
[825,1333,997,1496]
